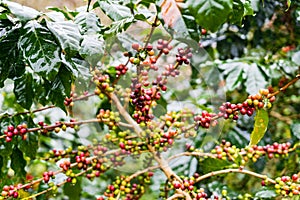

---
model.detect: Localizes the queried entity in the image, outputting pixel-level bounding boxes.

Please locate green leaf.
[63,178,82,200]
[74,12,103,34]
[104,16,134,36]
[47,7,79,20]
[249,109,269,146]
[3,0,40,22]
[198,157,232,174]
[186,0,233,32]
[228,0,244,25]
[244,64,268,95]
[10,146,26,177]
[219,62,246,91]
[18,20,61,81]
[0,25,22,87]
[95,0,132,21]
[13,73,34,110]
[19,132,38,160]
[46,21,82,57]
[48,66,74,110]
[79,35,105,66]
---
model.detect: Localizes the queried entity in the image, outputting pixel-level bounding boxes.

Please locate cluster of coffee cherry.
[99,174,149,200]
[3,124,28,142]
[96,109,120,130]
[242,142,291,162]
[274,174,300,196]
[1,184,25,199]
[93,72,114,99]
[195,88,276,129]
[210,140,293,164]
[176,47,192,65]
[115,64,128,77]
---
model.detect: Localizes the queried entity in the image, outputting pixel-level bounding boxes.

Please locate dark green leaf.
[18,20,61,81]
[13,73,34,110]
[134,14,147,21]
[0,25,22,87]
[19,132,38,160]
[95,0,132,21]
[46,21,82,57]
[228,0,244,25]
[187,0,233,32]
[3,0,40,22]
[74,12,102,34]
[249,109,269,146]
[63,178,82,200]
[10,146,26,177]
[48,66,74,110]
[79,35,104,66]
[244,64,267,95]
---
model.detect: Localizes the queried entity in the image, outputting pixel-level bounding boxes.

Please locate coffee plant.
[0,0,300,199]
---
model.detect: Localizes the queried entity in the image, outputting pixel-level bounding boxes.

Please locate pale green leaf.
[249,109,269,146]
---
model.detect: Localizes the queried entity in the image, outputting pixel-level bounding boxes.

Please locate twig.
[195,168,276,184]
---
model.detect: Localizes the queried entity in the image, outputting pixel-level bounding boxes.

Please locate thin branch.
[195,168,276,184]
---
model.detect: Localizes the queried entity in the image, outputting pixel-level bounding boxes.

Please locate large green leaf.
[10,146,26,177]
[219,62,247,91]
[0,25,22,87]
[2,0,40,22]
[79,35,105,66]
[249,109,269,146]
[13,73,34,110]
[46,21,82,57]
[186,0,233,32]
[244,64,268,95]
[94,0,132,21]
[74,12,103,34]
[18,20,61,81]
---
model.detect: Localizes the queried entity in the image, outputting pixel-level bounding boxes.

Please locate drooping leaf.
[79,35,105,66]
[48,66,74,110]
[249,109,269,146]
[46,21,82,57]
[244,64,268,95]
[10,146,26,177]
[18,20,61,81]
[95,0,132,21]
[186,0,233,32]
[2,0,40,22]
[13,73,34,110]
[74,12,103,34]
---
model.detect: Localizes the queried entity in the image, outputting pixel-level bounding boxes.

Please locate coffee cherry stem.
[268,73,300,98]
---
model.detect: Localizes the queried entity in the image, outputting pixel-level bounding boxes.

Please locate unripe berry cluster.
[4,124,28,142]
[96,109,120,130]
[102,175,149,199]
[149,130,177,152]
[93,72,114,98]
[274,174,300,196]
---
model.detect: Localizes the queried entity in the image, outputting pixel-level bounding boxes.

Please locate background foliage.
[0,0,299,199]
